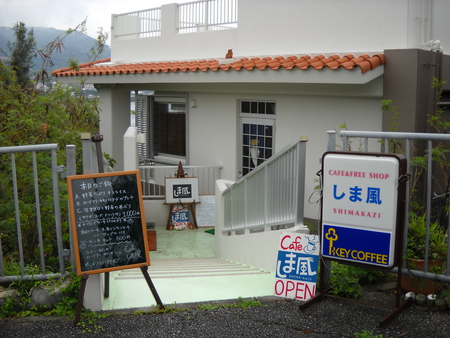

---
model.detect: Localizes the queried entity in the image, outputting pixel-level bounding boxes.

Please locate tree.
[0,22,108,268]
[6,22,36,88]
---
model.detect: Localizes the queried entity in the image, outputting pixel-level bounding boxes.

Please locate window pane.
[243,145,249,156]
[241,101,250,113]
[258,102,265,114]
[155,102,186,157]
[257,125,265,135]
[266,102,275,115]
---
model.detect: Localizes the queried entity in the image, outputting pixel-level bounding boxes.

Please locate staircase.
[100,228,276,310]
[116,257,271,279]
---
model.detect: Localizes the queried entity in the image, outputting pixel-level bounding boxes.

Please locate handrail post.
[293,136,309,231]
[326,130,336,151]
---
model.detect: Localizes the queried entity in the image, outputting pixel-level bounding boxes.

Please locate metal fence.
[0,144,75,282]
[178,0,238,34]
[114,7,161,38]
[331,130,450,283]
[139,165,223,199]
[222,136,308,234]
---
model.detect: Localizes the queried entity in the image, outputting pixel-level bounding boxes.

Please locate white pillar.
[161,4,178,36]
[96,85,130,172]
[123,127,139,171]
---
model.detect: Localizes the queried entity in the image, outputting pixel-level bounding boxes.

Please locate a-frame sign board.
[300,152,412,327]
[67,170,164,325]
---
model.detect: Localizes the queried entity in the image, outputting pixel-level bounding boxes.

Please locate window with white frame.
[239,100,275,177]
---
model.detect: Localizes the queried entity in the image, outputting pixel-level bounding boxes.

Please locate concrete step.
[114,258,270,280]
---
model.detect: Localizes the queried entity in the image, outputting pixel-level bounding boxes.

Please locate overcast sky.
[0,0,193,44]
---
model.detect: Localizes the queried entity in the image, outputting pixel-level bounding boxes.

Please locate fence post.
[81,133,92,174]
[66,145,76,273]
[326,130,336,152]
[51,147,65,275]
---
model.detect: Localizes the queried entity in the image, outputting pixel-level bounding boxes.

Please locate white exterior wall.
[181,81,383,220]
[111,0,450,63]
[188,93,238,180]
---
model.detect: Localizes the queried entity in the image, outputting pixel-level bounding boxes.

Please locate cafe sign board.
[321,152,406,269]
[274,232,319,301]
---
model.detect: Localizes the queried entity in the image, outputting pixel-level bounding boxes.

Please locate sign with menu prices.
[67,170,149,275]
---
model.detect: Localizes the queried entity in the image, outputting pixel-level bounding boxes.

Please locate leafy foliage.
[406,213,447,261]
[330,262,390,299]
[0,23,104,269]
[0,272,107,334]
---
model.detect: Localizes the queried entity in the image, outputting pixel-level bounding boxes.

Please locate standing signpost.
[300,151,411,327]
[274,233,320,301]
[67,170,164,324]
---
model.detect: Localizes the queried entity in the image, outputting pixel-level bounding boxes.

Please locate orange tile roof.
[51,53,385,77]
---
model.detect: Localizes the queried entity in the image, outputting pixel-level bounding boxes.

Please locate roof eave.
[54,65,384,86]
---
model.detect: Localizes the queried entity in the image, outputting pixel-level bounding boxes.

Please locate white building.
[53,0,450,231]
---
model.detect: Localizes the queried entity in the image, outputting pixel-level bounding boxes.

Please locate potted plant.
[401,213,448,294]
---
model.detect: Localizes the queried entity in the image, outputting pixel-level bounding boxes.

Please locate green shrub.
[330,262,390,299]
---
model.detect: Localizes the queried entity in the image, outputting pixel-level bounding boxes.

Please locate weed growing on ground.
[151,304,189,314]
[198,303,220,310]
[224,297,267,310]
[354,330,390,338]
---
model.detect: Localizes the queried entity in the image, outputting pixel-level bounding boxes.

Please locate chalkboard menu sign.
[67,170,149,276]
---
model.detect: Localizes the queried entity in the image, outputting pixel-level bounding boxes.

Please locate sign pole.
[73,273,89,326]
[91,133,110,299]
[140,265,165,310]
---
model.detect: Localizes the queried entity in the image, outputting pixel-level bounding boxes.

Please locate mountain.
[0,26,110,74]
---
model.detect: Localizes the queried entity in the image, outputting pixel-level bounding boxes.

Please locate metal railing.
[139,165,223,198]
[222,136,308,234]
[113,0,238,38]
[178,0,238,34]
[330,130,450,283]
[114,8,161,38]
[0,144,75,282]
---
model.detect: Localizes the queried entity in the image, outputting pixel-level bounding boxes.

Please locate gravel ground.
[1,291,450,338]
